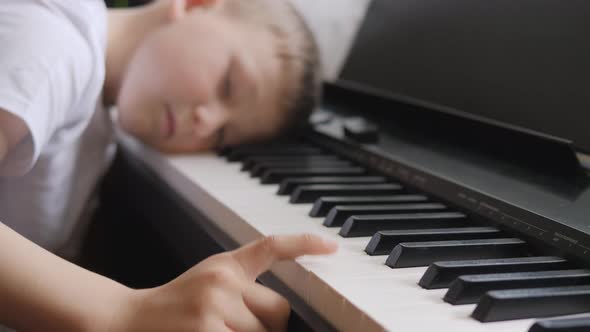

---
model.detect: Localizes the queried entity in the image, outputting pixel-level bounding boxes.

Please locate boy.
[0,0,334,330]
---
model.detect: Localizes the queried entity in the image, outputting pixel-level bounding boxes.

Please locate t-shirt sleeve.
[0,2,99,177]
[0,67,54,177]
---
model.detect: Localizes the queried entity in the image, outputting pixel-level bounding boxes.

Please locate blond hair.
[220,0,322,134]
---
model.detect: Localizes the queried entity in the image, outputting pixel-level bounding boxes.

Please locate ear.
[168,0,219,21]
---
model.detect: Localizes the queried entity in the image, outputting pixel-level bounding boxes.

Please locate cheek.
[117,45,168,135]
[117,93,141,134]
[117,73,150,134]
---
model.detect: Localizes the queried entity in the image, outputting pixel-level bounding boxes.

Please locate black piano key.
[278,176,388,195]
[262,167,367,184]
[220,143,299,156]
[365,226,502,256]
[220,144,281,157]
[227,147,323,162]
[325,203,447,227]
[445,269,590,305]
[419,256,571,289]
[309,195,429,217]
[529,316,590,332]
[385,238,528,268]
[241,155,341,171]
[338,212,469,236]
[221,140,304,154]
[472,285,590,322]
[290,183,402,203]
[251,160,354,177]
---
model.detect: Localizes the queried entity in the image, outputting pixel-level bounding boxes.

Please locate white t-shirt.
[0,0,115,254]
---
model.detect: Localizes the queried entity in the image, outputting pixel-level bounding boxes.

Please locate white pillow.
[289,0,372,81]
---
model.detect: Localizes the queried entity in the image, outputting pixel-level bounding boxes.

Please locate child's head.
[117,0,321,153]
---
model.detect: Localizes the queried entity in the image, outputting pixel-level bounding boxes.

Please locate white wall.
[289,0,372,81]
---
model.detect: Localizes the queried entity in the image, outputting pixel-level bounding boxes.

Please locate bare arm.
[0,108,28,164]
[0,223,132,331]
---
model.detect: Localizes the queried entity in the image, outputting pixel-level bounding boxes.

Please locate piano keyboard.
[136,138,590,332]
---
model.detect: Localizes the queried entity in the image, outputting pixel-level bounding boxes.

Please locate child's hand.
[113,234,338,332]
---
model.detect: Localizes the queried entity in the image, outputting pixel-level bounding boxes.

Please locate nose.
[191,104,229,139]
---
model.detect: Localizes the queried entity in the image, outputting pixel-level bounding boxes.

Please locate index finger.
[232,234,338,280]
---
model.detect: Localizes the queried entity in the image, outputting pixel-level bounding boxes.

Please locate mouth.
[163,105,175,139]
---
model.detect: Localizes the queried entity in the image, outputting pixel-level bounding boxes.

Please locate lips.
[164,106,175,139]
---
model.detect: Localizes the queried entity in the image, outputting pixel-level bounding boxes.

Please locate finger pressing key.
[232,234,338,280]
